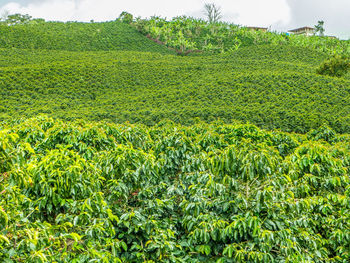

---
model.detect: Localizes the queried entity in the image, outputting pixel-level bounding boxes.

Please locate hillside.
[1,43,350,133]
[1,16,350,263]
[0,20,173,53]
[132,16,350,55]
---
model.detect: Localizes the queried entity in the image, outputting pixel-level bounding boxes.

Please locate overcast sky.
[0,0,349,39]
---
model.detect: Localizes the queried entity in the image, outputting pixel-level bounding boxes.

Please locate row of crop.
[0,116,350,262]
[1,46,349,133]
[0,21,172,53]
[0,44,321,69]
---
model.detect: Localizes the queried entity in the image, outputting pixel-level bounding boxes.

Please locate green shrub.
[118,11,134,24]
[13,148,101,218]
[316,55,350,77]
[307,124,338,143]
[1,117,350,262]
[0,130,18,173]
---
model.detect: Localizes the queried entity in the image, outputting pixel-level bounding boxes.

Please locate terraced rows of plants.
[0,20,173,53]
[1,44,350,133]
[0,13,350,263]
[1,116,350,262]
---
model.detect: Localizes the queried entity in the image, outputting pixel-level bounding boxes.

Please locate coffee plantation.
[1,44,350,133]
[1,116,350,262]
[0,13,350,262]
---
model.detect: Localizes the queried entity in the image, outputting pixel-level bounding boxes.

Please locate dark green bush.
[316,55,350,77]
[307,124,338,143]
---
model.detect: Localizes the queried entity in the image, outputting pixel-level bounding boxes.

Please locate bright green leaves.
[307,125,338,143]
[96,145,160,209]
[210,141,281,181]
[222,244,274,262]
[0,130,18,173]
[13,147,101,218]
[0,206,8,229]
[1,117,350,262]
[284,142,348,197]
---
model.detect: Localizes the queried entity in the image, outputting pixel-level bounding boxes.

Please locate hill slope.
[1,44,349,132]
[1,18,350,263]
[0,20,173,53]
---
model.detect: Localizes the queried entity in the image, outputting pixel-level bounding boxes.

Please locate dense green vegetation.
[1,116,350,262]
[0,17,349,133]
[0,12,350,262]
[131,16,350,55]
[317,55,350,77]
[0,20,172,53]
[1,43,350,133]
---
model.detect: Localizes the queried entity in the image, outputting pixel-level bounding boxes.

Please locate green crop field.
[1,116,350,262]
[1,39,350,133]
[0,15,350,262]
[0,21,173,53]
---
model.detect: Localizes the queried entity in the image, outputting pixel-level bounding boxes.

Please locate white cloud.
[285,0,350,39]
[220,0,291,27]
[1,0,348,39]
[0,0,290,26]
[1,0,76,21]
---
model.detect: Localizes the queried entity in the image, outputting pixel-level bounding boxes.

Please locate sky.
[0,0,349,39]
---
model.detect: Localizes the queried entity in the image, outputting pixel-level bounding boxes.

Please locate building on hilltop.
[288,27,315,36]
[247,26,268,32]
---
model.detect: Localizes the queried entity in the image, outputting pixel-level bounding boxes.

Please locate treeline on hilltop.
[119,13,350,55]
[0,116,350,262]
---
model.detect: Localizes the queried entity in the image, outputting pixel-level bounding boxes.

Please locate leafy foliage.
[0,13,34,26]
[315,20,325,37]
[132,16,350,55]
[1,13,350,262]
[0,116,350,262]
[118,12,134,24]
[316,55,350,77]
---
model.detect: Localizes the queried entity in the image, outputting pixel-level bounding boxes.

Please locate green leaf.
[0,234,10,244]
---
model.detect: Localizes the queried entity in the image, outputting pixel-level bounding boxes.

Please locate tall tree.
[315,20,325,36]
[118,11,133,24]
[204,3,222,23]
